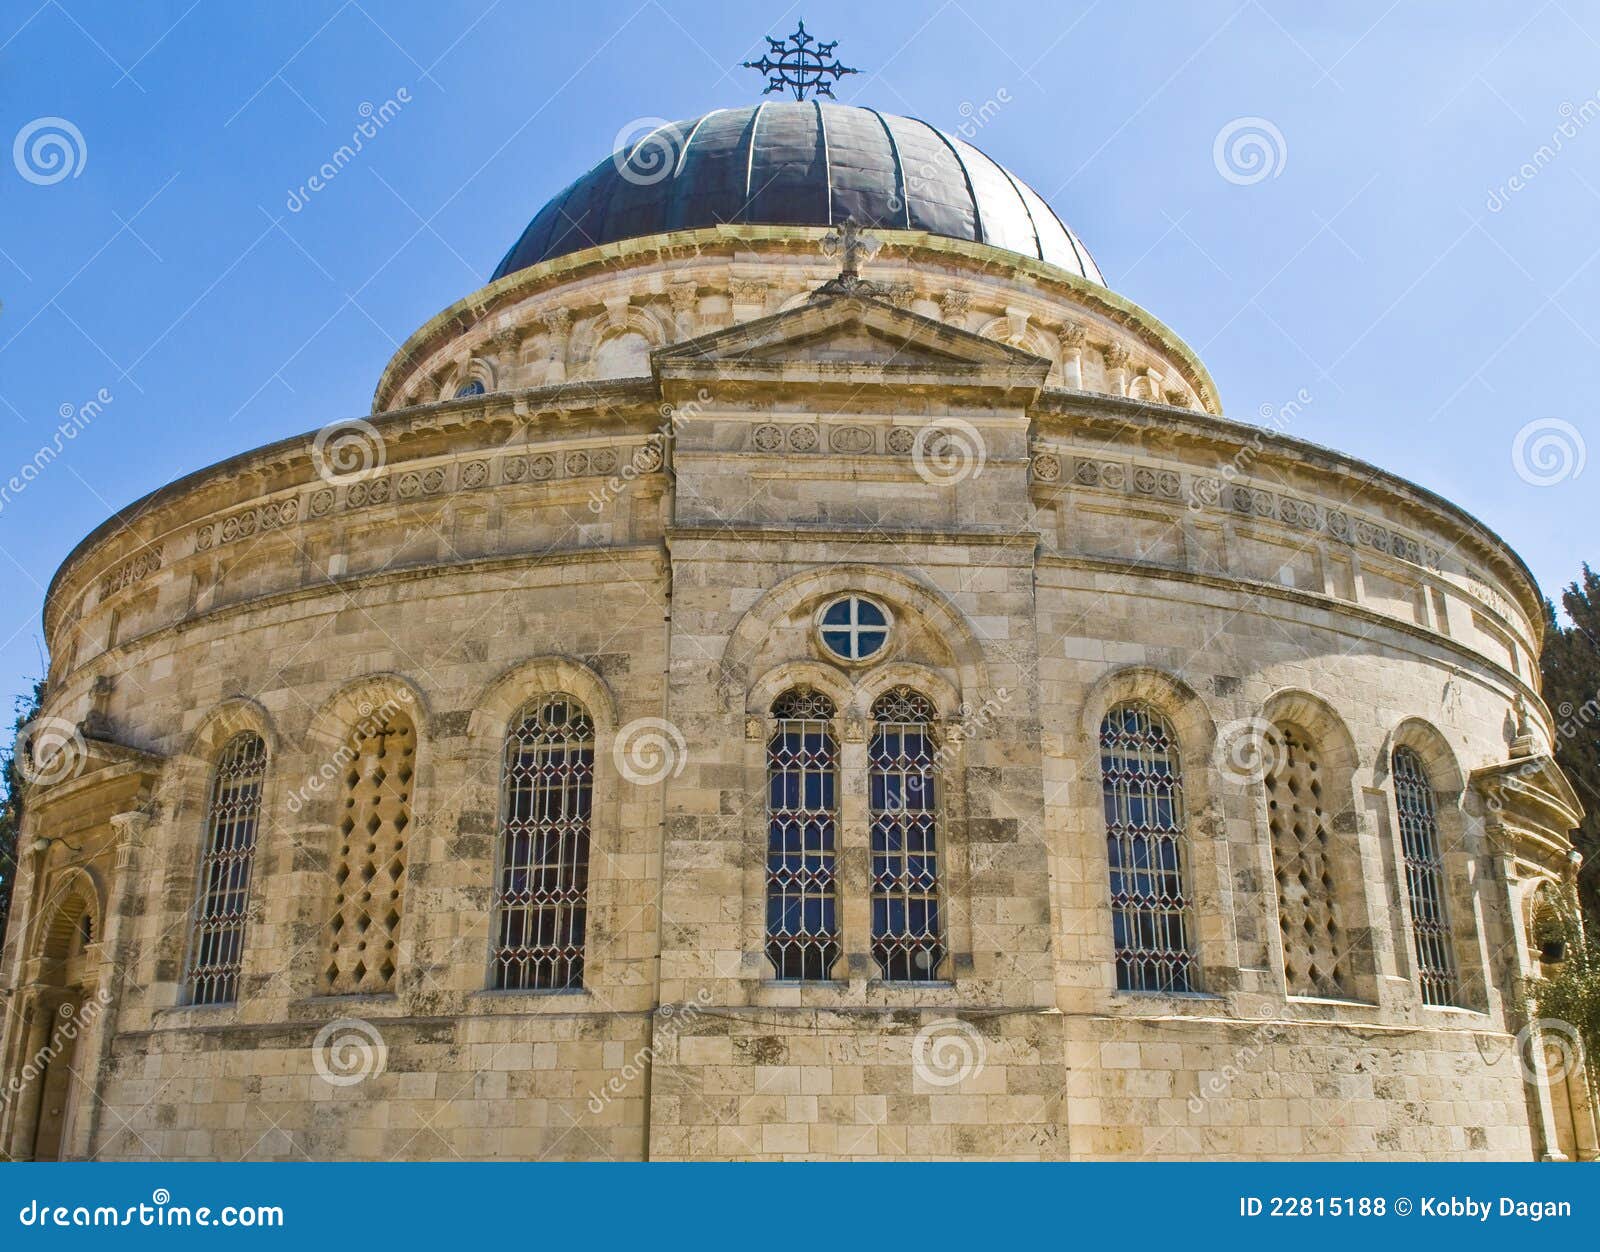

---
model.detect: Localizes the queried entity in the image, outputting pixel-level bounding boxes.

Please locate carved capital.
[744,715,767,741]
[1056,323,1087,352]
[729,278,768,308]
[939,288,969,321]
[1102,341,1131,370]
[669,282,699,316]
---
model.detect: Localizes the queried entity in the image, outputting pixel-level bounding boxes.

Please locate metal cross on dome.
[742,21,859,101]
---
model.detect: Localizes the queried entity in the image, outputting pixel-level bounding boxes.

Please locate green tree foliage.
[1523,902,1600,1119]
[0,679,45,953]
[1541,564,1600,927]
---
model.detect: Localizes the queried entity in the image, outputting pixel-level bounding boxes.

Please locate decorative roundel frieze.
[829,425,874,454]
[590,448,618,475]
[529,454,556,480]
[1032,452,1061,482]
[753,423,784,452]
[788,426,818,452]
[398,471,422,498]
[460,460,489,488]
[814,593,893,664]
[565,451,590,475]
[632,441,664,472]
[886,427,915,454]
[309,488,335,517]
[502,455,529,482]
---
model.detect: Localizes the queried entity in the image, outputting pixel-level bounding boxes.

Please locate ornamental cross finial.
[813,216,886,301]
[742,21,859,102]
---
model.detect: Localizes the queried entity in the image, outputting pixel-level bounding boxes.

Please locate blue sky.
[1,1,1596,709]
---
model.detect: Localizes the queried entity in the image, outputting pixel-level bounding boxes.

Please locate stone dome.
[490,102,1105,284]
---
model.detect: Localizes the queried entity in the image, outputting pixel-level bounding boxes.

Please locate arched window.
[766,689,840,980]
[324,714,416,995]
[870,688,944,981]
[1265,724,1347,997]
[1391,746,1458,1006]
[1099,703,1196,992]
[492,696,594,991]
[186,732,268,1006]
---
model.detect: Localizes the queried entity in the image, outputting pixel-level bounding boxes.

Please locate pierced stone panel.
[1265,725,1346,998]
[324,717,416,995]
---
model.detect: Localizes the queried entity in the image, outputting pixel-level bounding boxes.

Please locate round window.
[816,595,891,663]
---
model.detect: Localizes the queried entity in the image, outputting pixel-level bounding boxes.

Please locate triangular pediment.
[652,295,1051,395]
[1471,751,1585,841]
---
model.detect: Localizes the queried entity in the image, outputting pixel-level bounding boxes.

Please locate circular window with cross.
[815,594,893,664]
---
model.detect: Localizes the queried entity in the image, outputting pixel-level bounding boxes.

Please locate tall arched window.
[1391,746,1458,1006]
[324,714,416,995]
[186,732,268,1006]
[1100,703,1196,992]
[870,688,945,981]
[492,696,594,991]
[766,689,840,980]
[1265,724,1347,997]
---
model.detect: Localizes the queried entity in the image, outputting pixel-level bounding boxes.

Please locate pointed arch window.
[870,688,945,981]
[1099,703,1196,992]
[186,732,268,1006]
[492,696,594,991]
[1391,746,1458,1006]
[766,689,840,980]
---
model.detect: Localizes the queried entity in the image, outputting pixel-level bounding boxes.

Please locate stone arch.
[1126,369,1163,402]
[467,655,620,994]
[34,867,103,964]
[720,564,992,710]
[153,698,276,1008]
[304,672,433,750]
[300,673,429,998]
[1257,688,1369,1000]
[1379,715,1483,1010]
[470,654,619,745]
[1076,665,1231,995]
[849,661,962,723]
[746,660,853,718]
[1382,716,1466,794]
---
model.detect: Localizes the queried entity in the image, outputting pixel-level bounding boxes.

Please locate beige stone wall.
[3,270,1578,1162]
